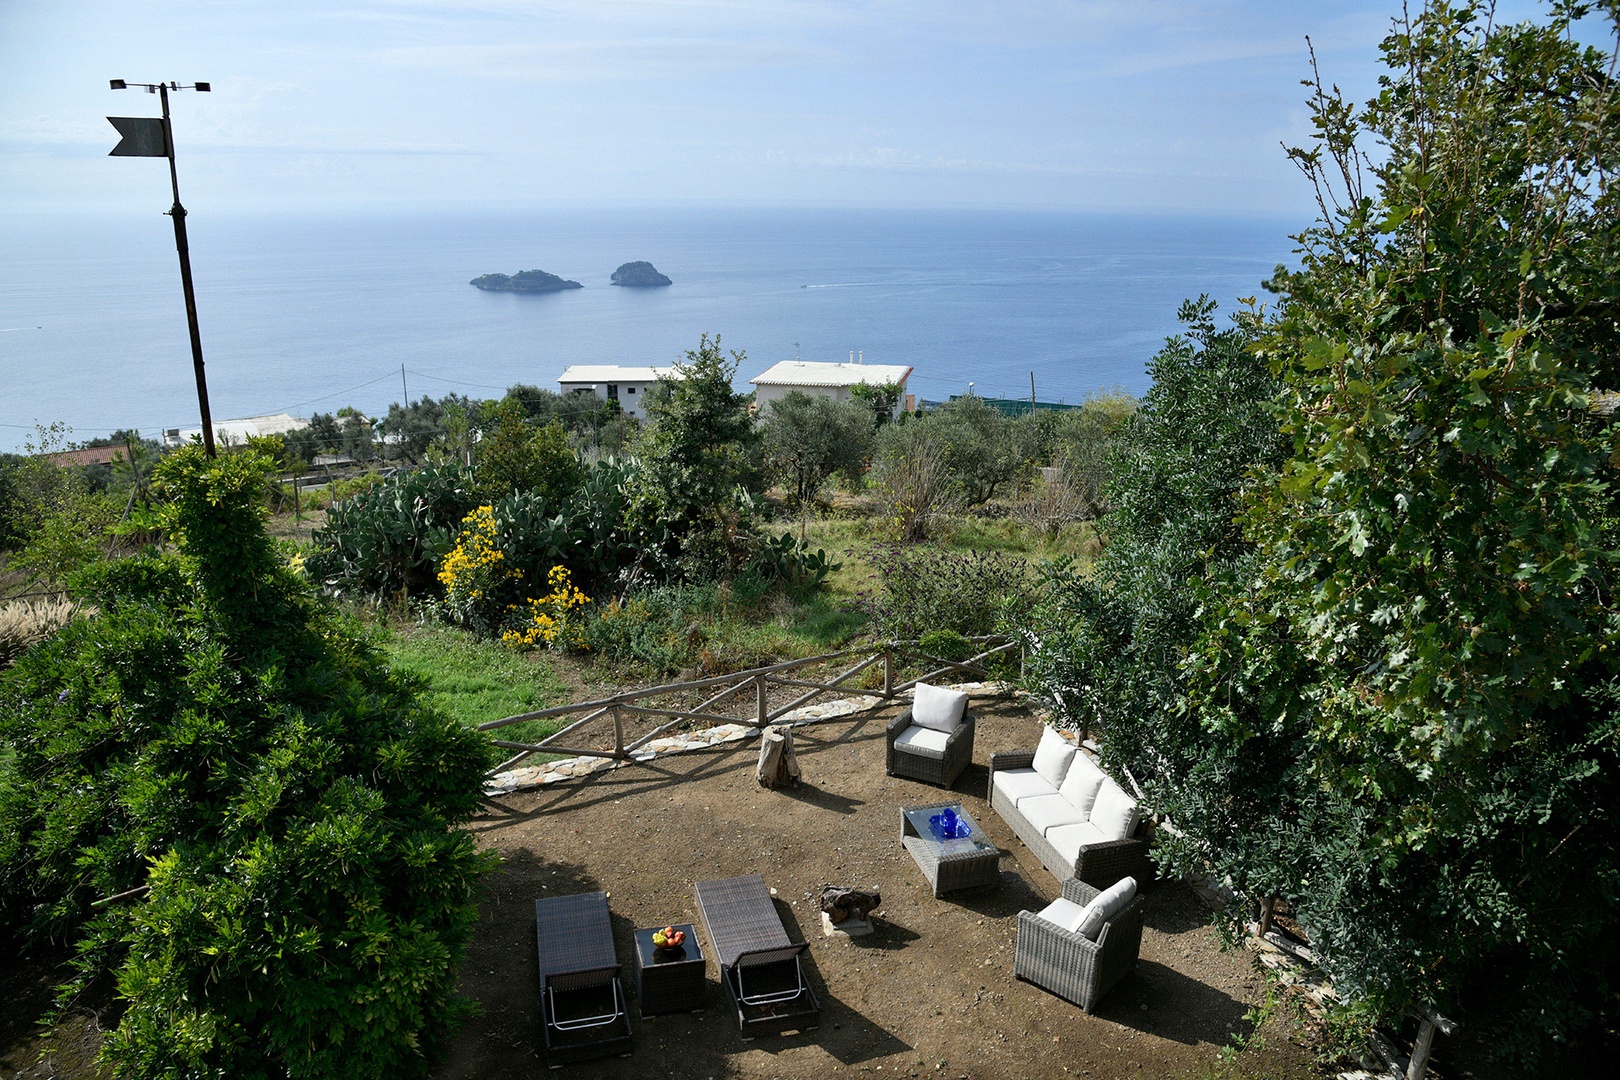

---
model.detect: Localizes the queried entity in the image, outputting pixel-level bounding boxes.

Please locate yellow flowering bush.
[436,506,592,644]
[438,506,521,632]
[500,565,592,651]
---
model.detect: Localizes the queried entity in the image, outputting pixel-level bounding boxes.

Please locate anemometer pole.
[109,78,216,457]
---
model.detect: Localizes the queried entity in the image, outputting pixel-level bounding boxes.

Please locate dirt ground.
[433,693,1322,1080]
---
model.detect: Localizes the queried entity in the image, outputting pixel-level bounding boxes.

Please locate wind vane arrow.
[107,115,168,157]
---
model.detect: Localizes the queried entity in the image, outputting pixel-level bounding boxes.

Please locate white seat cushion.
[1059,752,1107,818]
[1030,726,1077,788]
[893,723,951,760]
[1018,793,1087,835]
[1090,779,1141,841]
[1034,896,1088,934]
[992,767,1057,806]
[1072,876,1138,941]
[1046,821,1112,865]
[911,682,969,733]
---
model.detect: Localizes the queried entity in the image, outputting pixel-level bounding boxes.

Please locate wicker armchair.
[885,707,976,788]
[1014,876,1145,1012]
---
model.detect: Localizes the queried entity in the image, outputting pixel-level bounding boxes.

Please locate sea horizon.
[0,205,1303,454]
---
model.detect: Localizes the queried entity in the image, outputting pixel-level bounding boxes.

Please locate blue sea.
[0,207,1299,453]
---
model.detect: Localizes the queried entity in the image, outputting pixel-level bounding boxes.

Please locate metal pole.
[160,83,215,458]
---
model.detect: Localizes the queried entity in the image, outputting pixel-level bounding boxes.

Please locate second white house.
[748,359,914,419]
[555,365,681,420]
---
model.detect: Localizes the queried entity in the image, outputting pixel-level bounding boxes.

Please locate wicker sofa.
[1014,875,1145,1012]
[989,727,1151,890]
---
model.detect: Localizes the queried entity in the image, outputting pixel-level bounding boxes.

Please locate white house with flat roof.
[164,413,308,449]
[748,360,914,418]
[556,365,680,420]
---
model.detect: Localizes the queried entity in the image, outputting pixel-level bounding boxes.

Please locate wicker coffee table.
[902,801,1001,897]
[632,924,706,1016]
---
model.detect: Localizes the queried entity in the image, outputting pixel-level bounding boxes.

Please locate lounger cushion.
[1090,779,1141,841]
[992,767,1056,806]
[1046,821,1112,865]
[1072,876,1138,942]
[1059,752,1108,818]
[1035,896,1090,935]
[911,683,969,733]
[1018,792,1088,835]
[1031,727,1077,788]
[893,723,951,760]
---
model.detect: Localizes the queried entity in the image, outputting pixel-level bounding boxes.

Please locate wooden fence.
[477,636,1020,776]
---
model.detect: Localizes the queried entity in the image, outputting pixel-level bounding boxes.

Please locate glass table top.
[904,803,996,855]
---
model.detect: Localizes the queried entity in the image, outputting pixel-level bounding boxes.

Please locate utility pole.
[109,79,216,457]
[401,364,409,407]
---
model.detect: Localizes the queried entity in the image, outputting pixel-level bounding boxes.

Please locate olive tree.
[761,390,873,508]
[1185,1,1620,1061]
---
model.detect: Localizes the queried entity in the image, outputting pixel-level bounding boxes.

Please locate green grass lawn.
[382,622,570,745]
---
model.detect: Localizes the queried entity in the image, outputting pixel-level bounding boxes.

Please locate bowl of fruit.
[651,925,687,956]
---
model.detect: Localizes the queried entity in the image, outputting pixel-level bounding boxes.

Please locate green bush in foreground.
[0,446,495,1079]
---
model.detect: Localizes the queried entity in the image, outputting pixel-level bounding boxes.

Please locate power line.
[269,371,403,414]
[402,368,525,393]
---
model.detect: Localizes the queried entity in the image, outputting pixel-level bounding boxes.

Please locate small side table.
[632,924,706,1016]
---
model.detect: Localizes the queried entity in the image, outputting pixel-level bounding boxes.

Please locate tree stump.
[756,725,801,789]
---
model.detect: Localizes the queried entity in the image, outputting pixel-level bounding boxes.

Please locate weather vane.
[108,79,217,457]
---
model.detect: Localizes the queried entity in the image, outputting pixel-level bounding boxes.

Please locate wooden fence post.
[1407,1020,1437,1080]
[1406,1011,1455,1080]
[612,704,624,758]
[756,675,768,727]
[882,647,893,698]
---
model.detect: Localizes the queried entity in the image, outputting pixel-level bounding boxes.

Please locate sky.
[0,0,1563,219]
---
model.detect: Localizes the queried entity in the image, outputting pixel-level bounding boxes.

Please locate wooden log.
[756,725,801,789]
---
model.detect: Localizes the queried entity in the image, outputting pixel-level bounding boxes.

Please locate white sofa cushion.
[1072,876,1138,941]
[1018,793,1087,835]
[1059,752,1107,818]
[1090,779,1141,841]
[893,724,951,760]
[911,682,969,732]
[1031,727,1076,788]
[992,767,1056,807]
[1034,896,1088,934]
[1046,820,1112,865]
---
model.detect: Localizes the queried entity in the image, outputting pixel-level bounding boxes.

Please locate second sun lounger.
[694,874,820,1037]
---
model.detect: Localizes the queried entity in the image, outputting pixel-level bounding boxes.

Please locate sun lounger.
[534,891,632,1066]
[694,874,820,1037]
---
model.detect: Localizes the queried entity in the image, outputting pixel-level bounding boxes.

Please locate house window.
[627,386,636,394]
[607,384,619,399]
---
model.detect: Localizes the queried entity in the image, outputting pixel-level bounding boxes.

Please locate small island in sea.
[469,269,583,293]
[610,261,672,287]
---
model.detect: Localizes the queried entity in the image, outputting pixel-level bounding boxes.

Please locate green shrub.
[304,463,478,599]
[862,543,1029,641]
[754,530,842,594]
[0,446,495,1079]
